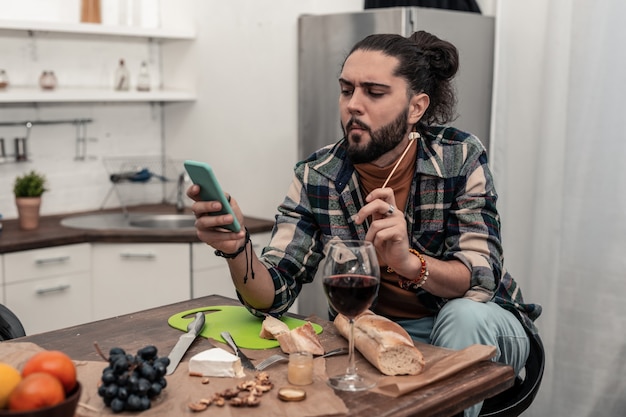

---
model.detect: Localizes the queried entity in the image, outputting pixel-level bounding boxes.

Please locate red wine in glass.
[320,239,380,391]
[323,274,378,319]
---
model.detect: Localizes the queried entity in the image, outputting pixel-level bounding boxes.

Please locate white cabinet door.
[4,243,91,284]
[190,243,235,300]
[92,243,190,320]
[4,272,92,335]
[3,243,92,335]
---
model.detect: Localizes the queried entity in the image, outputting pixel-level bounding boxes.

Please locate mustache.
[346,118,370,132]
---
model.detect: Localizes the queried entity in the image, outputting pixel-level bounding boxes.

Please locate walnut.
[256,371,270,383]
[218,388,241,399]
[212,396,225,407]
[255,382,274,393]
[229,397,246,407]
[245,393,261,407]
[188,402,208,412]
[191,373,273,409]
[237,380,257,391]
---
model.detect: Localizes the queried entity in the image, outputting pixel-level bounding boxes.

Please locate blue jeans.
[397,299,530,417]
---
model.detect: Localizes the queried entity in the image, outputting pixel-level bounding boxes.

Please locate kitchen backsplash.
[0,102,166,219]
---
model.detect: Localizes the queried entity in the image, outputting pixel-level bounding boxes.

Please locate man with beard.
[188,30,541,417]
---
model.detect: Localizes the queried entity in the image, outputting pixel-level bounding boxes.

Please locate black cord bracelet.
[214,228,250,259]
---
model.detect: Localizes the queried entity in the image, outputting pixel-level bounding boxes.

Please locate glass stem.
[345,318,357,377]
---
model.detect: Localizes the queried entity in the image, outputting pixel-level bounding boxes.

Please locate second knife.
[220,331,256,370]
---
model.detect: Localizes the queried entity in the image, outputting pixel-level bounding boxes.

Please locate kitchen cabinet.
[3,243,92,335]
[92,242,191,320]
[191,242,236,300]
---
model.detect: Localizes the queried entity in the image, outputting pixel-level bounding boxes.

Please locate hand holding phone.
[184,160,241,233]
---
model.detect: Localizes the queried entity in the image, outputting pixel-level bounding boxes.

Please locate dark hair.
[345,30,459,129]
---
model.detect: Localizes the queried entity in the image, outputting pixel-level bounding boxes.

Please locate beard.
[342,108,409,164]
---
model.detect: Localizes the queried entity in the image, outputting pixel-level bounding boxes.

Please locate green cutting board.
[167,305,323,350]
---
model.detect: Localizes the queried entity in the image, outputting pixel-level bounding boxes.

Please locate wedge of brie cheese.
[188,348,245,378]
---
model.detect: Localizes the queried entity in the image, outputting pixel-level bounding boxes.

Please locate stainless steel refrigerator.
[296,7,495,318]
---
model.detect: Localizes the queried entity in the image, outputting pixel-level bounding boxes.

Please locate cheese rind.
[188,348,245,378]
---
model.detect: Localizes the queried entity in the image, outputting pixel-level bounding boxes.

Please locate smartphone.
[183,160,241,233]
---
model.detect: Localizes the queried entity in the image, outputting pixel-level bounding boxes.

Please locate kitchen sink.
[129,214,196,229]
[61,213,196,230]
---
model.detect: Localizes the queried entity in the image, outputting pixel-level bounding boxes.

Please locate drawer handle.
[35,256,71,265]
[36,284,71,295]
[120,253,156,259]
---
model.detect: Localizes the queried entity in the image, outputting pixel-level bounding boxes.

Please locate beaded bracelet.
[214,228,250,259]
[387,248,429,291]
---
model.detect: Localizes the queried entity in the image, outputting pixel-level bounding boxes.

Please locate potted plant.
[13,170,47,230]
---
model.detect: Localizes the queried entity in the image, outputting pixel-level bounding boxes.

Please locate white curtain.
[492,0,626,415]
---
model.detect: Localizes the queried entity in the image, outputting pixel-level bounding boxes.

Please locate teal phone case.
[183,160,241,233]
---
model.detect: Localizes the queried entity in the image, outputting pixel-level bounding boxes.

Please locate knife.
[221,331,256,370]
[166,312,205,375]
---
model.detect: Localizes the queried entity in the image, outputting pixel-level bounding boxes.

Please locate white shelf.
[0,19,194,40]
[0,87,196,103]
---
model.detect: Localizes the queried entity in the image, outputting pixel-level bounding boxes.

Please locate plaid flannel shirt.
[242,126,541,333]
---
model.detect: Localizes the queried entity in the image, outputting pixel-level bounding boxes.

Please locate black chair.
[0,304,26,341]
[479,331,545,417]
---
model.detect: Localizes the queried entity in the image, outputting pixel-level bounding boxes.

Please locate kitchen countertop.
[0,204,274,254]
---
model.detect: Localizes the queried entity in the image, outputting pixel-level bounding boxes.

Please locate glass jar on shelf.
[39,71,58,90]
[114,59,130,91]
[136,61,150,92]
[0,69,8,90]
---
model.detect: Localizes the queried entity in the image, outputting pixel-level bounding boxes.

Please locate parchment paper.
[371,344,497,397]
[0,342,348,417]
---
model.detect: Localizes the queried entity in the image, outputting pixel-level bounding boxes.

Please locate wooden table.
[12,295,514,417]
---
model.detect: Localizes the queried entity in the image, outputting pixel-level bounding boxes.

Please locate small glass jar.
[114,59,130,91]
[136,61,150,91]
[0,69,9,90]
[39,71,58,90]
[287,351,313,386]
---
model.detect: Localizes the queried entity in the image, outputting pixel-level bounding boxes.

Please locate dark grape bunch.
[97,345,169,413]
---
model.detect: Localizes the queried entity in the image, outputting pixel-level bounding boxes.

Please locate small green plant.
[13,170,47,197]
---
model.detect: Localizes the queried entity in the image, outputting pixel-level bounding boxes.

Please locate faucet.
[176,172,186,213]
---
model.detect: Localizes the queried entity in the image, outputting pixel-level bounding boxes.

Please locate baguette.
[276,322,324,355]
[259,315,290,339]
[260,316,325,355]
[334,311,425,376]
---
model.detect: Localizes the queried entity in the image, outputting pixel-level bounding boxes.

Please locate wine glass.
[321,239,380,391]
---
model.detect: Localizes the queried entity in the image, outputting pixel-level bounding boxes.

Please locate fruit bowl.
[0,382,81,417]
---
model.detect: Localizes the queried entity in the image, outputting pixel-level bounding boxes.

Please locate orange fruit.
[8,372,65,411]
[21,350,77,393]
[0,362,22,408]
